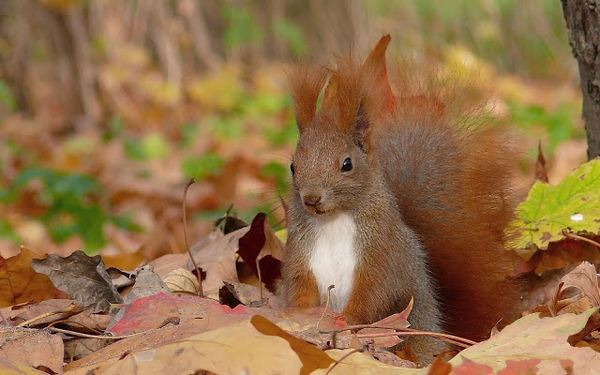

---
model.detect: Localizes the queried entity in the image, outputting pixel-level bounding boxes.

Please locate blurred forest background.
[0,0,588,262]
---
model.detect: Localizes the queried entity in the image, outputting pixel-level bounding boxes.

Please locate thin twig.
[256,257,263,299]
[17,302,80,328]
[48,327,145,340]
[183,178,203,297]
[562,228,600,249]
[324,323,477,347]
[317,285,335,331]
[355,331,476,348]
[324,348,363,375]
[47,317,177,340]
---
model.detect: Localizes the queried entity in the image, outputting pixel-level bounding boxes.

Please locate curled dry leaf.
[30,250,123,313]
[163,268,200,295]
[549,261,600,316]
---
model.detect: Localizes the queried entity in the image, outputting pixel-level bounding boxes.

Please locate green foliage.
[271,20,307,57]
[124,132,169,161]
[259,162,290,194]
[205,115,245,141]
[181,153,224,180]
[368,0,569,78]
[2,168,140,252]
[508,101,583,153]
[262,113,299,146]
[104,115,125,142]
[508,160,600,260]
[0,219,21,243]
[0,79,17,112]
[179,122,199,148]
[222,7,263,48]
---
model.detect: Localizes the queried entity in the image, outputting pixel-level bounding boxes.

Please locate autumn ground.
[1,0,600,374]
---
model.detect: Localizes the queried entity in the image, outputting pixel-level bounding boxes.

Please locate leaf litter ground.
[2,162,600,374]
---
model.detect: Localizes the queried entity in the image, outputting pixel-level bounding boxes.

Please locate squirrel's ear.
[361,34,395,114]
[287,64,327,133]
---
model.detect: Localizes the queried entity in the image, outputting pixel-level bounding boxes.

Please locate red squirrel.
[282,35,523,362]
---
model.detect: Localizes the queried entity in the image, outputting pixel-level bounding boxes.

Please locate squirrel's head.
[287,35,393,217]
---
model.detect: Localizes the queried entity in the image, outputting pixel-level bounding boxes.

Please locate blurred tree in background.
[0,0,587,257]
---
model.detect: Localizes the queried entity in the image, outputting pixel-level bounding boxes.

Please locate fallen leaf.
[3,299,76,327]
[0,326,64,374]
[219,280,271,308]
[30,250,123,312]
[313,349,416,374]
[109,293,200,334]
[251,315,335,374]
[151,226,250,295]
[0,246,67,307]
[237,213,283,291]
[124,265,172,303]
[549,261,600,316]
[68,318,306,375]
[0,358,50,374]
[357,301,412,348]
[508,159,600,261]
[163,268,200,295]
[448,308,600,373]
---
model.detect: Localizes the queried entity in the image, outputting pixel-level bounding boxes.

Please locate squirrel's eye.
[341,157,353,172]
[290,162,295,175]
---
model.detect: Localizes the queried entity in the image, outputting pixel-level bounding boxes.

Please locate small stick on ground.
[183,178,203,297]
[17,302,81,328]
[562,228,600,249]
[317,285,335,331]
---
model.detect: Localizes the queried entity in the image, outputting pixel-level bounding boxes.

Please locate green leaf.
[222,7,263,48]
[271,21,307,57]
[507,159,600,260]
[181,153,224,180]
[0,79,17,112]
[141,132,169,159]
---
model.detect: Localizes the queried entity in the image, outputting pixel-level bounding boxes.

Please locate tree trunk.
[561,0,600,159]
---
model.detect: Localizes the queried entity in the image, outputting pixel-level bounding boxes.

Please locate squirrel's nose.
[302,194,321,207]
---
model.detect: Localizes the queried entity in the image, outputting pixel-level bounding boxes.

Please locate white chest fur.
[308,213,357,312]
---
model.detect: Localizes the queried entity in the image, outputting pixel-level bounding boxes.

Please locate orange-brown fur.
[282,34,522,358]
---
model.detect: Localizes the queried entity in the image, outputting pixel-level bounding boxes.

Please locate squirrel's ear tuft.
[361,34,395,116]
[287,64,327,133]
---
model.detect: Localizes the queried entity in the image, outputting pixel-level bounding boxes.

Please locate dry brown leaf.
[3,299,75,327]
[250,315,335,374]
[151,226,250,295]
[549,261,600,316]
[30,250,123,312]
[448,309,600,373]
[0,357,50,374]
[124,265,172,303]
[313,349,414,374]
[0,326,64,374]
[66,318,307,375]
[0,246,67,307]
[163,268,199,295]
